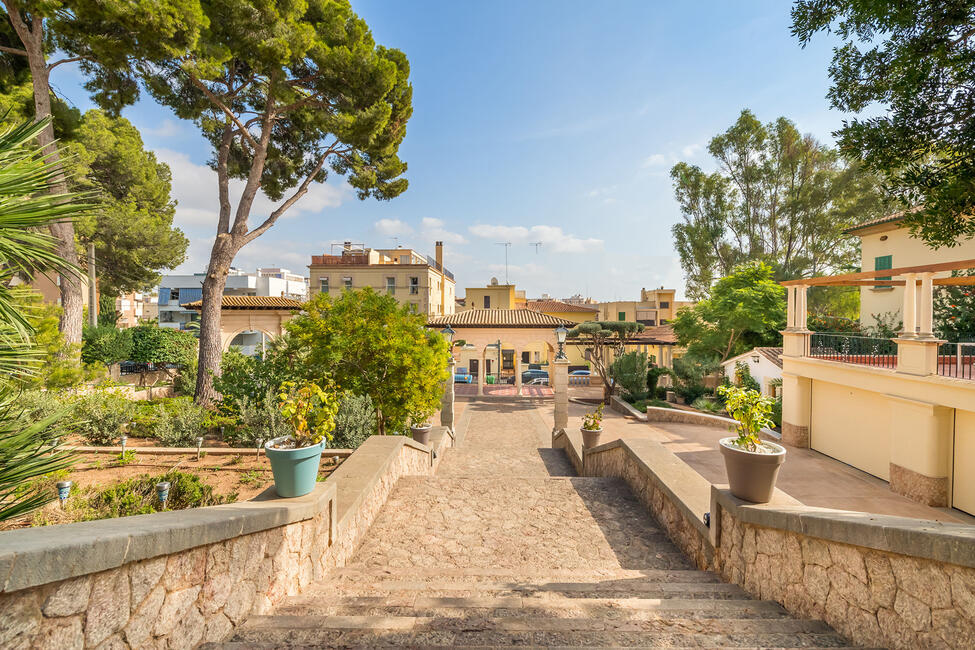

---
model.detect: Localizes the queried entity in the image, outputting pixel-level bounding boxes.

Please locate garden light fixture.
[156,481,171,509]
[257,438,264,459]
[555,324,568,360]
[120,435,127,456]
[196,437,204,460]
[56,481,71,508]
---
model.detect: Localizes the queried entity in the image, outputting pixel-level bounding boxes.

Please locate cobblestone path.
[214,400,852,648]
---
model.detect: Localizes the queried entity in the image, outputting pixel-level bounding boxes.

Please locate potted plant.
[716,384,786,503]
[581,403,604,448]
[409,407,434,446]
[265,380,339,498]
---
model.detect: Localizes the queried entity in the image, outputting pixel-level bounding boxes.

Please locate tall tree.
[792,1,975,248]
[0,0,203,343]
[671,110,890,299]
[130,0,413,404]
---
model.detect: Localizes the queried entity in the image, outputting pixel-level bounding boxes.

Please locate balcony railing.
[808,332,898,369]
[937,342,975,380]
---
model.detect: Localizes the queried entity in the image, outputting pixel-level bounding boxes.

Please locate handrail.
[808,332,897,369]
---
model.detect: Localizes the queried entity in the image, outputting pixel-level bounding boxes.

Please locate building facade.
[115,291,158,328]
[307,242,455,317]
[598,287,681,326]
[462,279,526,311]
[157,268,308,331]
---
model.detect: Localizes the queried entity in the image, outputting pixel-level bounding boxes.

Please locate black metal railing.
[808,332,898,369]
[937,342,975,381]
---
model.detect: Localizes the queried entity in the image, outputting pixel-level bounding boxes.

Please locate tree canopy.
[672,261,786,362]
[792,0,975,248]
[566,320,644,402]
[283,288,449,436]
[671,109,889,299]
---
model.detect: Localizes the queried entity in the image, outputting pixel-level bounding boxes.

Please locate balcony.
[808,332,897,369]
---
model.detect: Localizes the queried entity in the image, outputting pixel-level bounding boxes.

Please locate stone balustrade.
[0,427,452,649]
[552,428,975,649]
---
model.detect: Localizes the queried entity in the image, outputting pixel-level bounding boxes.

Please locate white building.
[721,347,783,397]
[157,268,308,331]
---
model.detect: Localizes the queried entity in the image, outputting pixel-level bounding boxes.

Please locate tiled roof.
[427,309,574,328]
[843,207,922,234]
[183,296,302,310]
[627,324,677,345]
[722,346,783,369]
[524,300,598,313]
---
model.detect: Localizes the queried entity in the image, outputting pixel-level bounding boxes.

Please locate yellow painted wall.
[954,409,975,516]
[463,284,516,310]
[810,379,891,480]
[308,265,454,317]
[598,293,677,324]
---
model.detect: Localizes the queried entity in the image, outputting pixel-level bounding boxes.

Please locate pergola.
[426,309,572,396]
[780,258,975,336]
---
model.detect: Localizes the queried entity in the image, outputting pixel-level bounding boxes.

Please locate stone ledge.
[711,486,975,569]
[645,406,779,441]
[609,395,648,421]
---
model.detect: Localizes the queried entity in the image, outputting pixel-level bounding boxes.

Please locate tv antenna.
[529,242,542,254]
[495,242,511,283]
[389,236,399,248]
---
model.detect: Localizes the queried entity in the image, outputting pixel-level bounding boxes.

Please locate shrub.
[84,471,233,519]
[150,397,208,447]
[771,396,783,428]
[609,351,648,399]
[130,325,197,367]
[214,346,296,414]
[633,398,672,412]
[675,382,708,405]
[691,396,722,413]
[331,393,376,449]
[81,325,133,366]
[717,384,775,450]
[646,365,669,397]
[172,357,197,397]
[733,361,761,392]
[229,388,291,447]
[72,390,135,445]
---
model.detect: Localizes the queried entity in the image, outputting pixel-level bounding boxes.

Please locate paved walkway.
[215,399,852,647]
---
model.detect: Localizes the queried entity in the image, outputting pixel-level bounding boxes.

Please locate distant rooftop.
[524,300,598,313]
[184,296,302,310]
[427,309,573,328]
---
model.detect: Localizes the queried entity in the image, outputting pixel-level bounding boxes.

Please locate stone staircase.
[204,401,854,648]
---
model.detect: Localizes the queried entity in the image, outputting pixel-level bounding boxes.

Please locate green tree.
[609,350,649,400]
[671,110,889,299]
[81,324,133,366]
[672,261,786,362]
[792,1,975,248]
[566,321,644,403]
[283,289,449,436]
[934,271,975,342]
[0,0,203,343]
[129,325,197,380]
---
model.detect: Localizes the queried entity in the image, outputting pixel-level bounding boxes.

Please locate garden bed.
[1,446,345,530]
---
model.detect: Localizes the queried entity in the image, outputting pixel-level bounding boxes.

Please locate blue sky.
[53,0,850,301]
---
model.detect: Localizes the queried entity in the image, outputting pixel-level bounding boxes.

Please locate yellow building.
[308,241,455,317]
[523,299,598,367]
[598,287,681,326]
[462,278,526,310]
[846,211,975,329]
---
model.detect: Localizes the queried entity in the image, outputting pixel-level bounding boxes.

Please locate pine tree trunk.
[194,236,237,405]
[16,12,84,344]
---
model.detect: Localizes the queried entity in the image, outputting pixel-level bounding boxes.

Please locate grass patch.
[632,399,672,412]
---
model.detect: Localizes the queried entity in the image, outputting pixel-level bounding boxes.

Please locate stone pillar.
[888,395,952,506]
[476,349,484,396]
[902,273,917,337]
[780,372,811,448]
[440,357,456,432]
[553,358,569,434]
[918,272,935,339]
[514,349,522,396]
[797,286,808,331]
[785,286,797,330]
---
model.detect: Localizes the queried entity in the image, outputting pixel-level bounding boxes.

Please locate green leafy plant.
[277,380,339,448]
[81,325,134,367]
[149,397,207,447]
[691,397,723,413]
[582,404,604,431]
[331,393,376,449]
[609,351,649,400]
[72,389,135,445]
[230,388,291,447]
[82,471,232,520]
[717,385,775,451]
[115,449,137,466]
[733,361,761,393]
[566,321,645,403]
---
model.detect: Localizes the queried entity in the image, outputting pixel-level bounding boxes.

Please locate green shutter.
[618,311,625,321]
[875,255,892,288]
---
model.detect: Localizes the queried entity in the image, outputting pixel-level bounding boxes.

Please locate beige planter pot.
[411,424,432,446]
[581,427,603,449]
[719,437,786,503]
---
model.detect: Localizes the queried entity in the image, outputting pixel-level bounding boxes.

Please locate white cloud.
[156,148,347,231]
[642,153,668,167]
[468,224,603,254]
[373,218,413,237]
[681,143,703,158]
[420,217,467,245]
[142,119,184,138]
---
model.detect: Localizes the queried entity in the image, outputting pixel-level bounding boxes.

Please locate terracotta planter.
[581,427,603,449]
[719,437,786,503]
[411,424,432,446]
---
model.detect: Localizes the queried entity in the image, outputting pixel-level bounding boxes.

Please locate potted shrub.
[265,381,339,498]
[409,408,434,446]
[716,384,785,503]
[581,403,604,448]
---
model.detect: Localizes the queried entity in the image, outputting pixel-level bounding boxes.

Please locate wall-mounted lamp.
[440,325,455,346]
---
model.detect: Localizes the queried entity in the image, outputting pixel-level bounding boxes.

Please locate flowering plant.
[717,384,774,451]
[582,404,604,431]
[277,380,339,448]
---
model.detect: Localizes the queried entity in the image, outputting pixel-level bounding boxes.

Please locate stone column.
[476,348,484,396]
[785,286,797,330]
[902,273,917,338]
[918,272,935,339]
[514,349,522,396]
[895,273,939,375]
[553,358,569,434]
[797,286,808,331]
[440,357,456,432]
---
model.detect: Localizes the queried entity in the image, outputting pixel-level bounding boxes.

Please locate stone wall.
[609,395,647,421]
[569,433,975,649]
[0,428,452,649]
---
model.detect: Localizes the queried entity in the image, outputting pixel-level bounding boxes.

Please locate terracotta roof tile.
[427,309,574,328]
[524,300,598,313]
[183,296,302,310]
[843,206,922,234]
[628,324,677,344]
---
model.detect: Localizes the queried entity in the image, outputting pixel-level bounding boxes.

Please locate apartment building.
[463,278,527,310]
[307,241,455,317]
[115,291,158,328]
[598,287,681,325]
[157,268,308,330]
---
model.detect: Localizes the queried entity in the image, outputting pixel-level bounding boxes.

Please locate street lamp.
[555,324,568,360]
[440,325,455,346]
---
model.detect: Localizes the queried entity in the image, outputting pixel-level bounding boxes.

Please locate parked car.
[528,377,549,385]
[454,368,473,383]
[569,369,591,376]
[521,369,549,384]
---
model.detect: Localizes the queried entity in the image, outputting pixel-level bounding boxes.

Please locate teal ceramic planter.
[265,436,324,498]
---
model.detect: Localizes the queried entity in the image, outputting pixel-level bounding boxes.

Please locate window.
[319,277,329,293]
[386,277,395,294]
[646,320,656,326]
[618,311,625,321]
[660,301,670,309]
[521,351,531,364]
[409,276,419,294]
[409,302,418,313]
[875,255,892,289]
[483,295,491,309]
[170,288,180,302]
[343,276,352,290]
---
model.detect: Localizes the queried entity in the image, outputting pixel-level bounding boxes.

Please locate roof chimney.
[435,241,443,269]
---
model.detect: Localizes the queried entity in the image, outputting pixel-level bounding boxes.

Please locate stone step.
[328,566,723,582]
[288,580,749,602]
[219,614,852,648]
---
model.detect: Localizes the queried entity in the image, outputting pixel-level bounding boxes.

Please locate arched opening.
[226,329,273,356]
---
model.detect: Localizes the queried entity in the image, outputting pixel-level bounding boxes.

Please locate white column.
[902,273,917,338]
[514,349,522,396]
[786,286,796,329]
[476,349,484,396]
[798,286,808,331]
[919,272,935,338]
